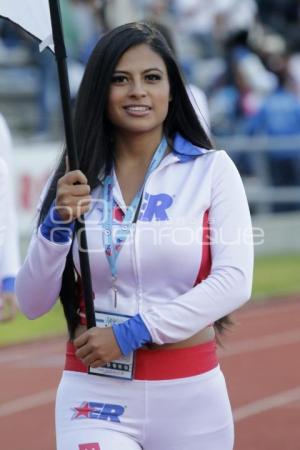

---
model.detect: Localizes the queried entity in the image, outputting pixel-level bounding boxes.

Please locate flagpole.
[48,0,96,328]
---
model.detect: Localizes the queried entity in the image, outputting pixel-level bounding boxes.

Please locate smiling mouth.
[124,105,151,112]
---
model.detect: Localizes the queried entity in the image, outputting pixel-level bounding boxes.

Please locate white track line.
[220,329,300,357]
[233,386,300,422]
[0,389,56,418]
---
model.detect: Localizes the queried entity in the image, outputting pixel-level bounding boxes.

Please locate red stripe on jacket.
[194,209,212,285]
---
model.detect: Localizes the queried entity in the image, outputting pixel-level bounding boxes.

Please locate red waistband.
[65,340,218,381]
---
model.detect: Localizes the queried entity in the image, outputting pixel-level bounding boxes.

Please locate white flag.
[0,0,54,51]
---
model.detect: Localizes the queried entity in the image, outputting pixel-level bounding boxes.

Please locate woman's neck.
[112,130,170,206]
[114,130,164,168]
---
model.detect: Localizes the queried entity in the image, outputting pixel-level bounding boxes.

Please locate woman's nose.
[128,80,147,97]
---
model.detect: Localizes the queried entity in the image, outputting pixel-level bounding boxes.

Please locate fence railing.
[215,135,300,214]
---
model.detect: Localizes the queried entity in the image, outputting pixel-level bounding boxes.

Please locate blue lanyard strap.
[102,136,168,281]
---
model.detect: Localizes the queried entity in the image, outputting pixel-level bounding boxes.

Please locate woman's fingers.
[57,183,90,197]
[72,184,91,197]
[82,354,104,367]
[75,341,106,368]
[73,327,122,368]
[56,186,91,206]
[55,198,91,222]
[89,360,105,368]
[73,330,89,348]
[75,344,92,360]
[58,170,88,186]
[55,169,91,221]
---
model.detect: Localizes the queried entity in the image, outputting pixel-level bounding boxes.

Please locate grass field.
[0,302,67,346]
[0,253,299,346]
[252,253,300,298]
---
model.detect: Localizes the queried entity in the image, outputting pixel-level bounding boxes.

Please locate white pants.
[55,365,234,450]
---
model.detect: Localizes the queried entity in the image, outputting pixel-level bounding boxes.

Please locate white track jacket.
[16,134,254,345]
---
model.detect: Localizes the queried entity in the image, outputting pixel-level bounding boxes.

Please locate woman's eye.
[146,74,161,81]
[111,75,127,84]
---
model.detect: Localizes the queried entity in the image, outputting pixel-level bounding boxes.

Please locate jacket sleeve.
[140,150,254,345]
[15,181,72,319]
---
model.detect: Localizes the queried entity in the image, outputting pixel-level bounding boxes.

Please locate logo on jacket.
[79,444,101,450]
[139,192,173,221]
[72,401,125,423]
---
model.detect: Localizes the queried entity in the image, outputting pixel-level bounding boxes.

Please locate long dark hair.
[38,22,227,338]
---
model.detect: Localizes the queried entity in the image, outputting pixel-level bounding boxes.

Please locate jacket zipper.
[132,223,143,313]
[131,153,179,313]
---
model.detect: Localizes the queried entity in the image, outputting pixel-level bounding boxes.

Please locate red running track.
[0,295,299,450]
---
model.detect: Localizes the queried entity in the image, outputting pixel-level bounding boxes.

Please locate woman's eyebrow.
[113,68,164,74]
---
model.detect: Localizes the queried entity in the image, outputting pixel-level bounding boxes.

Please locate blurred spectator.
[66,0,105,62]
[105,0,144,29]
[142,0,173,24]
[0,158,8,254]
[173,0,226,57]
[246,52,300,210]
[209,29,277,176]
[0,17,60,135]
[0,114,20,322]
[173,0,257,58]
[209,31,276,137]
[288,50,300,99]
[152,21,210,135]
[257,0,300,50]
[214,0,257,43]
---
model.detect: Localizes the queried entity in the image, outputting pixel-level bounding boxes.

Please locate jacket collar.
[172,133,209,162]
[98,133,210,182]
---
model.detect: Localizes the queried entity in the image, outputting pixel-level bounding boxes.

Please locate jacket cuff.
[40,204,74,243]
[112,314,152,356]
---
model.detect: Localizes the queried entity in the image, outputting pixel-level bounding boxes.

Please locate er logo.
[139,193,173,221]
[79,444,100,450]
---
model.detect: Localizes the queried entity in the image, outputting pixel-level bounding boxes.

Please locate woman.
[0,157,9,256]
[0,114,20,322]
[16,22,253,450]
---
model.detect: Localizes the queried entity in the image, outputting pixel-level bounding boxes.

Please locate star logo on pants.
[72,402,93,419]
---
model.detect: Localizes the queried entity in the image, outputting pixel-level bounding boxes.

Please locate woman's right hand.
[55,170,91,222]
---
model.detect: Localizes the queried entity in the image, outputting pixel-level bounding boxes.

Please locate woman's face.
[107,44,171,136]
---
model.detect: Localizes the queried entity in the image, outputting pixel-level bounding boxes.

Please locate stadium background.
[0,1,300,449]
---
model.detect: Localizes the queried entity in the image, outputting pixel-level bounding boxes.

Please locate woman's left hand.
[73,327,122,368]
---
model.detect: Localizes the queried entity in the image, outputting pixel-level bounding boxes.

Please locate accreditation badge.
[88,310,135,380]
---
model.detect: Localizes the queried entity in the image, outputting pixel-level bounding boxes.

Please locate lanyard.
[102,136,168,307]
